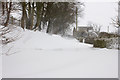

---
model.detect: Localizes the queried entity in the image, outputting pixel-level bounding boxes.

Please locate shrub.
[93,39,106,48]
[85,37,94,44]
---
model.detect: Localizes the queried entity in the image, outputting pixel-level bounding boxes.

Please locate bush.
[85,37,94,44]
[93,38,119,49]
[106,38,119,49]
[93,39,106,48]
[99,32,118,38]
[77,37,83,42]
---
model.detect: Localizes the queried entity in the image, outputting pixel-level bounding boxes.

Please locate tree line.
[1,1,84,35]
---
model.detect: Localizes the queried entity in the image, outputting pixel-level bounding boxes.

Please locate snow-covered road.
[2,28,118,78]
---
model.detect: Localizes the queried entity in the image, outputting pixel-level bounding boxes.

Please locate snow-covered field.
[2,26,118,78]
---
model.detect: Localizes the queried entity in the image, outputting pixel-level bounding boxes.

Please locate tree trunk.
[30,2,34,30]
[46,19,51,33]
[34,2,42,31]
[76,7,78,31]
[6,2,8,12]
[2,2,5,15]
[21,2,26,29]
[26,2,31,29]
[21,16,24,29]
[4,2,12,27]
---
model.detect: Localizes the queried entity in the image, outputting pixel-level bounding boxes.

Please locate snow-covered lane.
[3,47,118,78]
[2,29,118,78]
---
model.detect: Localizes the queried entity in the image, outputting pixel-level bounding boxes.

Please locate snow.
[2,27,118,78]
[0,56,2,80]
[0,25,3,79]
[10,10,22,20]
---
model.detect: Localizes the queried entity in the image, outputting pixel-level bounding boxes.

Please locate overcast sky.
[78,1,118,32]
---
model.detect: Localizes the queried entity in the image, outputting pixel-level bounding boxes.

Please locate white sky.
[78,1,118,32]
[80,0,118,2]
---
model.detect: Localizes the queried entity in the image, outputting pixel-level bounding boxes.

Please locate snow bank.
[3,28,92,55]
[2,24,23,55]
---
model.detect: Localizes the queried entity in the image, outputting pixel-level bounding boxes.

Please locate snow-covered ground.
[0,25,3,79]
[0,44,2,79]
[2,26,118,78]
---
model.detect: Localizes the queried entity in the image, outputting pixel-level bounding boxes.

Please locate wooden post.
[107,26,109,33]
[11,16,14,24]
[76,7,78,31]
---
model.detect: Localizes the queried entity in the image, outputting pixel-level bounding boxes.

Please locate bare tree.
[88,22,102,34]
[111,17,120,28]
[111,1,120,28]
[21,2,27,29]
